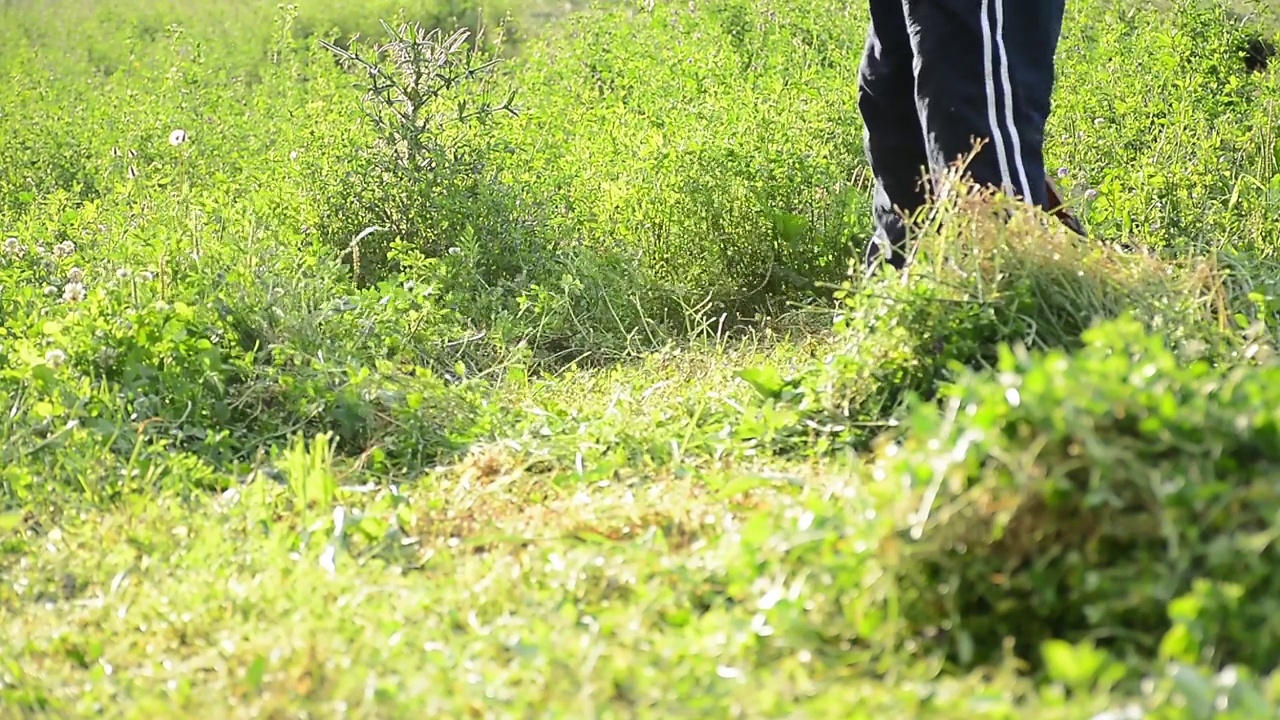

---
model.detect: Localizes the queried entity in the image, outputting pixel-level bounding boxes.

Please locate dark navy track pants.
[859,0,1066,270]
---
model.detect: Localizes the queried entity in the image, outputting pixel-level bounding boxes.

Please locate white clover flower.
[52,241,75,260]
[44,349,67,368]
[117,267,131,279]
[3,237,22,257]
[169,129,188,146]
[67,267,85,283]
[1085,189,1100,201]
[63,282,86,303]
[42,286,57,297]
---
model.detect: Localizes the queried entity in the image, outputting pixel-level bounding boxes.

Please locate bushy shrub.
[874,313,1280,671]
[292,18,684,365]
[487,0,872,308]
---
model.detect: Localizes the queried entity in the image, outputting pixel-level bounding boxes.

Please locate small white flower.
[1085,188,1100,201]
[3,237,22,257]
[63,282,86,303]
[169,129,188,146]
[44,349,67,368]
[116,267,131,279]
[67,267,85,283]
[52,241,75,260]
[42,286,57,297]
[1057,167,1070,178]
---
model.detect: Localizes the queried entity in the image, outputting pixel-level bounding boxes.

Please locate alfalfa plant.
[319,21,519,282]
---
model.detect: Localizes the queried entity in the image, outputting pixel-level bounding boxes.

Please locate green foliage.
[1050,0,1280,254]
[8,0,1280,715]
[488,0,871,308]
[282,431,338,518]
[734,183,1261,453]
[312,20,520,283]
[877,314,1280,671]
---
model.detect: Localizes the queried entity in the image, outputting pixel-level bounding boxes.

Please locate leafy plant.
[318,20,517,281]
[875,314,1280,671]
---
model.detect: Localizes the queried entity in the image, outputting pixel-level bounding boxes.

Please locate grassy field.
[7,0,1280,716]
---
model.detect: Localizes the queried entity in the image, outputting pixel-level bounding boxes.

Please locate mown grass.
[6,0,1280,716]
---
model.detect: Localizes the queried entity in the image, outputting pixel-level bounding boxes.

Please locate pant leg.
[902,0,1065,208]
[858,0,931,271]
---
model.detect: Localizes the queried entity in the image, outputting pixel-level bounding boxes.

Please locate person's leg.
[858,0,931,272]
[902,0,1066,209]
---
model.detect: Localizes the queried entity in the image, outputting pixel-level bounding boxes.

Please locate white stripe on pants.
[979,0,1030,200]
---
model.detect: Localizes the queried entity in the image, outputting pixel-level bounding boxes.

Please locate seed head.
[63,282,86,303]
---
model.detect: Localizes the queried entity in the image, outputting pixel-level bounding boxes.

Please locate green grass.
[7,0,1280,716]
